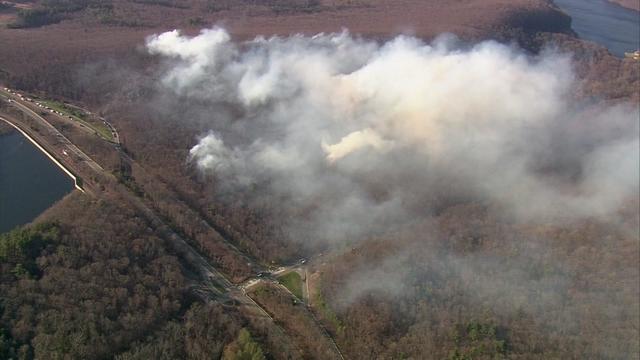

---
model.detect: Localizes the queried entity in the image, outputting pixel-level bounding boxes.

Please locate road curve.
[1,88,346,359]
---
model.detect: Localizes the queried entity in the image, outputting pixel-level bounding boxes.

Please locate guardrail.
[0,116,85,193]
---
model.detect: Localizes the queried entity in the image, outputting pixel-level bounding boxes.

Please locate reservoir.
[553,0,640,57]
[0,129,73,233]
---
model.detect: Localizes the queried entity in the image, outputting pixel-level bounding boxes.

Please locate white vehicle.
[62,150,68,156]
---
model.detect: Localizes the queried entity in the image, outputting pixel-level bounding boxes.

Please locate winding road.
[0,86,345,359]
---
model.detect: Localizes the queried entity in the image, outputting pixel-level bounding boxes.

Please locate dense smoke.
[146,27,639,245]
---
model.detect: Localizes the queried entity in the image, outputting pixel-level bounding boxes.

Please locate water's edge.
[0,129,74,233]
[607,0,640,12]
[552,0,640,57]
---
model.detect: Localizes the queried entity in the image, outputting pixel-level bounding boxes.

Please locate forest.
[7,0,106,28]
[0,0,638,359]
[314,203,639,359]
[0,193,279,359]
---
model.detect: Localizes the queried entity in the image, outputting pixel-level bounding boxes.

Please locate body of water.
[553,0,640,57]
[0,1,636,234]
[0,130,73,233]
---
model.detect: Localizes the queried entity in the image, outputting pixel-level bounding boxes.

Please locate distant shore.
[608,0,640,11]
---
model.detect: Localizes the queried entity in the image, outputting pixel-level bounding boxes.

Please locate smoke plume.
[146,27,639,245]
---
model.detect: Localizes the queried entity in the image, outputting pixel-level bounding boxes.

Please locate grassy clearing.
[278,271,304,299]
[208,281,226,294]
[314,289,345,335]
[41,100,114,141]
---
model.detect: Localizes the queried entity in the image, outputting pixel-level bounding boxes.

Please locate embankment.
[0,116,84,193]
[0,118,13,135]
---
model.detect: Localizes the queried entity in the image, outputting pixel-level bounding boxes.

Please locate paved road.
[1,88,120,145]
[1,87,345,359]
[1,94,104,174]
[1,93,234,292]
[2,87,304,285]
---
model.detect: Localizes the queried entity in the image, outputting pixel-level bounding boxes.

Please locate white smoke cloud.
[322,128,394,163]
[148,27,639,244]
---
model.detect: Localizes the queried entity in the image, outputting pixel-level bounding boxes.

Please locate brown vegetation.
[1,193,189,358]
[0,0,572,98]
[312,202,639,359]
[0,190,301,359]
[249,282,342,359]
[608,0,640,11]
[539,32,640,103]
[0,0,638,359]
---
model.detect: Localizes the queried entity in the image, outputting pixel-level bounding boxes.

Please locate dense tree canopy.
[0,194,249,359]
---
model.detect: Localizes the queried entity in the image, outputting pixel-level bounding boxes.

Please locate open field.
[278,271,303,299]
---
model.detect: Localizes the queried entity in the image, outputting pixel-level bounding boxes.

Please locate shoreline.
[550,0,640,58]
[607,0,640,11]
[0,119,14,135]
[0,116,84,193]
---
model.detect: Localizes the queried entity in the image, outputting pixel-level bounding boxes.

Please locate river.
[0,130,73,233]
[553,0,640,57]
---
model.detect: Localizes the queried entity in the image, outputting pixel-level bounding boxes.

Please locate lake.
[0,130,74,233]
[553,0,640,57]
